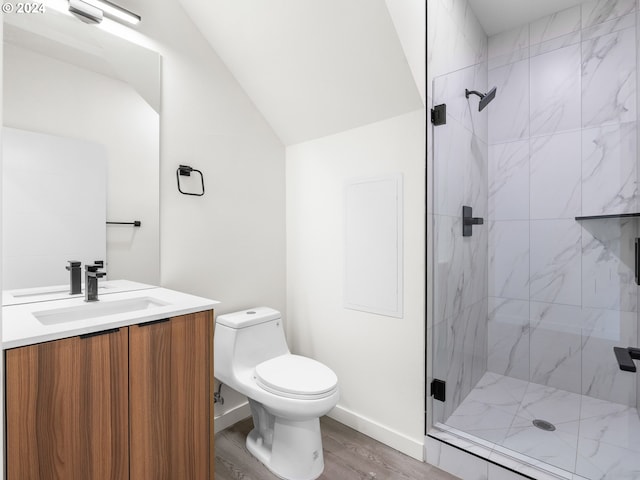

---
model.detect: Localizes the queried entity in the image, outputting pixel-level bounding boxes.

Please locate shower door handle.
[462,206,484,237]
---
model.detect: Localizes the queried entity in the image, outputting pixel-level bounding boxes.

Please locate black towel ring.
[177,165,205,196]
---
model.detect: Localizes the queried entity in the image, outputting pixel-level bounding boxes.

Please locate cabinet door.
[6,328,129,480]
[130,310,213,479]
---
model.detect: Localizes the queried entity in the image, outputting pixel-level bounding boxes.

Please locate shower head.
[465,86,497,112]
[479,86,497,111]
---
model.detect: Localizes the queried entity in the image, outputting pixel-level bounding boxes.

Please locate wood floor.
[215,416,460,480]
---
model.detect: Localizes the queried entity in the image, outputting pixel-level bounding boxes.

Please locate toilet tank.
[214,307,290,382]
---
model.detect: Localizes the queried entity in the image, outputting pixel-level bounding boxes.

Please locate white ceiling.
[176,0,423,145]
[467,0,592,35]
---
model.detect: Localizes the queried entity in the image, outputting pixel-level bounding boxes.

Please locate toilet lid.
[255,354,338,398]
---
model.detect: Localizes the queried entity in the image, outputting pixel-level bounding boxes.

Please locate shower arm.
[465,89,484,99]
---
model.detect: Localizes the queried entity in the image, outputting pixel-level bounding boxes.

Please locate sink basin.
[34,296,168,325]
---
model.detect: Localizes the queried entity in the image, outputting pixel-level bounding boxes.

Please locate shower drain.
[532,419,556,431]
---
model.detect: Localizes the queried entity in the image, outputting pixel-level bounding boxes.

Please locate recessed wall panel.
[344,174,403,318]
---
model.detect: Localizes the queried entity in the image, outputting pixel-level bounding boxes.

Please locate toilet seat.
[255,354,338,400]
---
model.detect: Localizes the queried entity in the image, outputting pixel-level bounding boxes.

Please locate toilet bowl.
[214,307,339,480]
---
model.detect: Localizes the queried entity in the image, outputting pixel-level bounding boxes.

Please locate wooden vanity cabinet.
[6,327,129,480]
[129,311,213,479]
[6,310,214,480]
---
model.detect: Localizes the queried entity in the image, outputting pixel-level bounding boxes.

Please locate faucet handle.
[66,260,81,271]
[86,262,107,277]
[86,261,105,272]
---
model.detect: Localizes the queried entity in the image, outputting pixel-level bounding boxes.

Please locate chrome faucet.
[85,261,106,302]
[66,260,82,295]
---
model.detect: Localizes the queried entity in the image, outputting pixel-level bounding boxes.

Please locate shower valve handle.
[464,217,484,226]
[462,206,484,237]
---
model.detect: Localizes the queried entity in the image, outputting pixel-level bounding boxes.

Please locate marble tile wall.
[487,0,640,407]
[428,0,489,423]
[427,0,487,100]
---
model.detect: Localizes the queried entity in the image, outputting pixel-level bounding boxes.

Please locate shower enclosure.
[428,4,640,479]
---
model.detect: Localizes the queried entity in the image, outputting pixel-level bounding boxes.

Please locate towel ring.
[177,165,205,196]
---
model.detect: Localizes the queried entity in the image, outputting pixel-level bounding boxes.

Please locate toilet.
[214,307,339,480]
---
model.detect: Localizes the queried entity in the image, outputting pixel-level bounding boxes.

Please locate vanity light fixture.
[68,0,103,24]
[68,0,141,26]
[85,0,141,25]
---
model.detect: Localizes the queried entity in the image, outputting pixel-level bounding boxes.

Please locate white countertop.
[3,285,219,349]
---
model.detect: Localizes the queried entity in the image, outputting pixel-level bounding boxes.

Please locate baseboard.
[214,401,424,461]
[328,405,424,461]
[214,401,251,434]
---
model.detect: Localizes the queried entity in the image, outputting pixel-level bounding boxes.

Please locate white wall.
[275,0,426,460]
[287,109,426,459]
[3,43,160,285]
[130,1,286,422]
[131,1,286,305]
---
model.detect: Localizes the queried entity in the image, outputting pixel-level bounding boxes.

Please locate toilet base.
[246,401,325,480]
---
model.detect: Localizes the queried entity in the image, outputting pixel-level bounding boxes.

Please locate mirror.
[2,8,161,293]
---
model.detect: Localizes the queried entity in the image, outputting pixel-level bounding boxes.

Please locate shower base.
[430,372,640,480]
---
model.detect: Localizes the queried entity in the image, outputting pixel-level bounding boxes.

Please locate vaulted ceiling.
[175,0,424,145]
[115,1,601,144]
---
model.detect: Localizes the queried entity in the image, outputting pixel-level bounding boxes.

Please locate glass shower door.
[430,50,640,480]
[430,63,489,427]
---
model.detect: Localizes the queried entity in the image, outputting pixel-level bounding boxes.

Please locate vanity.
[3,281,219,480]
[2,5,217,478]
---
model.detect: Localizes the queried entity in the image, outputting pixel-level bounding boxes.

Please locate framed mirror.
[2,8,161,292]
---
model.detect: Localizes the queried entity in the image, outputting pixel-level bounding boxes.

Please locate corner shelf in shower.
[574,212,640,286]
[575,213,640,220]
